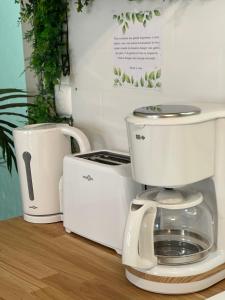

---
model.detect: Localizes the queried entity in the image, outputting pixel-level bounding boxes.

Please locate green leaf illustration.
[149,71,155,80]
[145,73,148,81]
[154,10,161,16]
[126,12,131,21]
[113,67,118,76]
[113,67,161,89]
[131,76,134,84]
[146,11,152,20]
[126,75,131,83]
[156,69,161,79]
[136,13,144,23]
[114,10,158,30]
[147,80,154,88]
[118,19,123,25]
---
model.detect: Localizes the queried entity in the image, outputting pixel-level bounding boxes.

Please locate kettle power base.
[125,265,225,295]
[23,213,62,224]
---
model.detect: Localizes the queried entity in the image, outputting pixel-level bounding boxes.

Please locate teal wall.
[0,1,26,219]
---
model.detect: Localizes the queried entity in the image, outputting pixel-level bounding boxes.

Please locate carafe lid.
[136,188,203,210]
[133,105,201,118]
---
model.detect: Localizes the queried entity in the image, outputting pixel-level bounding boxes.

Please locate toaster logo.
[29,205,38,209]
[136,134,146,140]
[83,175,94,181]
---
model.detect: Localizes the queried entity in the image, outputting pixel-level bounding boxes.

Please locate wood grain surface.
[126,263,225,283]
[0,217,224,300]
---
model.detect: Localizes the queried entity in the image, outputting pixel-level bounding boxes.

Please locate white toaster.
[62,150,141,254]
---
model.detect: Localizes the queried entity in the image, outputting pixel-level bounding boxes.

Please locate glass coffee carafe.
[123,188,214,270]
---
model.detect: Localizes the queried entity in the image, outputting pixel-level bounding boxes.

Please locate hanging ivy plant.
[16,0,157,123]
[15,0,70,123]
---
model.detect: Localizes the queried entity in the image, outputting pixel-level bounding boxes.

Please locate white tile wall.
[68,0,225,152]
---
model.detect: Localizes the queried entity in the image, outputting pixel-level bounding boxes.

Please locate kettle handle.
[61,126,91,153]
[122,199,157,270]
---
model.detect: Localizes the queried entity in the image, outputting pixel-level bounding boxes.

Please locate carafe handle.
[61,126,91,153]
[122,199,157,270]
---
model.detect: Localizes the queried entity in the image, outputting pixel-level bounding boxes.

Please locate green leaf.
[118,68,122,76]
[118,18,123,25]
[0,129,17,173]
[149,71,155,81]
[0,103,34,110]
[113,67,118,75]
[117,15,123,25]
[131,76,134,84]
[113,14,117,20]
[122,73,126,83]
[154,10,161,16]
[145,73,148,81]
[0,120,17,128]
[0,126,13,136]
[134,81,139,87]
[122,25,126,34]
[143,20,147,27]
[125,21,129,29]
[126,12,131,21]
[136,13,144,23]
[156,69,161,79]
[125,75,131,83]
[0,89,26,94]
[132,13,135,23]
[140,77,144,87]
[0,112,29,119]
[156,82,162,88]
[0,94,33,102]
[147,80,154,88]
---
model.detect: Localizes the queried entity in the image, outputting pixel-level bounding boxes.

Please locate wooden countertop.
[0,217,224,300]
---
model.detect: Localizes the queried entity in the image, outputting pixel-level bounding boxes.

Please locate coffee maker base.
[125,266,225,294]
[24,213,62,224]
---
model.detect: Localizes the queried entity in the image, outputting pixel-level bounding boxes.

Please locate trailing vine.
[16,0,161,123]
[15,0,70,123]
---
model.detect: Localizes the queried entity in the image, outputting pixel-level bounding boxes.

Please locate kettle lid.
[133,105,201,118]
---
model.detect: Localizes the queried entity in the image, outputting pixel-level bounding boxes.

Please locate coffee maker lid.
[133,105,201,118]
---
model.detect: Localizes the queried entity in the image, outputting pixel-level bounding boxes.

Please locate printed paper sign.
[113,9,163,89]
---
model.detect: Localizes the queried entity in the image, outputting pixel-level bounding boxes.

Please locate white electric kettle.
[13,123,90,223]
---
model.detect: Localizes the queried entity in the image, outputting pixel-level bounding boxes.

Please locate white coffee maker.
[122,103,225,294]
